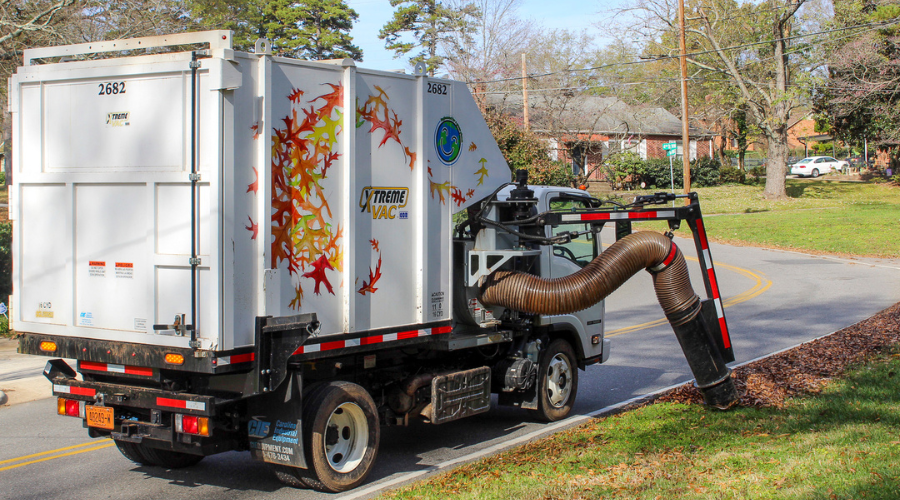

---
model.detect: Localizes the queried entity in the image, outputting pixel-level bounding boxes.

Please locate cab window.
[549,196,597,268]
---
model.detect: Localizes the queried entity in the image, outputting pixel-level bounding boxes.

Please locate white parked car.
[790,156,849,177]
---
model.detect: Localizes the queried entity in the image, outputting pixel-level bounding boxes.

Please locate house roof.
[486,93,716,138]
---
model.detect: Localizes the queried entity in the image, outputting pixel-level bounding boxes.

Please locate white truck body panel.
[10,31,511,352]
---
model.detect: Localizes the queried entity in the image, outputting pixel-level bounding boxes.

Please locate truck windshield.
[549,197,597,268]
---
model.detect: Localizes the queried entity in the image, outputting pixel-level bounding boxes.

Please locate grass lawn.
[614,180,900,258]
[385,348,900,500]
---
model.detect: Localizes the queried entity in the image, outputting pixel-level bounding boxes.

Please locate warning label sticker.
[115,262,133,279]
[89,261,106,277]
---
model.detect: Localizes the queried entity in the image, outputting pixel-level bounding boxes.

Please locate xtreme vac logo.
[359,187,409,219]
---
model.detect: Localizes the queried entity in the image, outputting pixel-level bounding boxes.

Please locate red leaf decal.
[247,166,259,194]
[245,216,258,240]
[303,254,335,296]
[357,253,382,296]
[370,239,380,252]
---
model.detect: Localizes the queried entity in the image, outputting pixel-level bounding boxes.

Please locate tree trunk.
[763,125,790,199]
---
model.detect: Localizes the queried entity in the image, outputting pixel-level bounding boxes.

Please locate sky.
[344,0,611,72]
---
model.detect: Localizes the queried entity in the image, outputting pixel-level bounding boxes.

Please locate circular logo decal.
[434,117,462,165]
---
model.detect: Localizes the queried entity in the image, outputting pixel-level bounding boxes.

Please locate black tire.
[275,381,380,493]
[139,447,204,469]
[530,339,578,422]
[811,168,819,178]
[115,440,157,466]
[114,440,203,468]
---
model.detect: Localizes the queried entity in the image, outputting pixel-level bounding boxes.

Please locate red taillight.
[183,416,199,434]
[174,414,210,436]
[65,400,80,417]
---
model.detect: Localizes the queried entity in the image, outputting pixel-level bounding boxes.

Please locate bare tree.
[620,0,814,199]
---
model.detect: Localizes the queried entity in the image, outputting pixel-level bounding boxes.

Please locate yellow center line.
[605,255,772,338]
[0,438,112,466]
[0,441,115,472]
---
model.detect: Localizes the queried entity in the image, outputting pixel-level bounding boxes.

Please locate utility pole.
[522,53,530,131]
[678,0,691,203]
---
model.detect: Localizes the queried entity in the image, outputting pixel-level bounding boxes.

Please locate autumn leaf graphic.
[357,253,382,296]
[469,142,477,151]
[303,254,335,295]
[370,239,380,252]
[245,216,258,240]
[247,166,259,194]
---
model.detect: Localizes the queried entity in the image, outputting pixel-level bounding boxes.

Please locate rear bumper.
[19,333,256,375]
[49,362,241,455]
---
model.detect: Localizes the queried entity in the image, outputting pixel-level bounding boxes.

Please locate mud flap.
[246,371,307,468]
[431,366,491,424]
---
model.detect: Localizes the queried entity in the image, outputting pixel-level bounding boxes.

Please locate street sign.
[666,149,676,157]
[662,142,678,151]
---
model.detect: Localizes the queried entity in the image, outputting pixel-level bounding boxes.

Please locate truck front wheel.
[276,381,380,492]
[530,339,578,422]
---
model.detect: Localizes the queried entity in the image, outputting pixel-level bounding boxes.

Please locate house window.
[571,145,584,175]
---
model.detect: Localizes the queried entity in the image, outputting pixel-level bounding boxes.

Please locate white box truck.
[11,31,736,492]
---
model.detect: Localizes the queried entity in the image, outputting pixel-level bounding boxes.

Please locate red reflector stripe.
[662,243,678,267]
[229,353,255,364]
[292,324,452,355]
[397,330,419,340]
[80,361,152,377]
[125,366,154,376]
[361,335,382,345]
[719,317,731,349]
[70,386,96,397]
[157,397,187,409]
[707,269,720,299]
[695,219,710,250]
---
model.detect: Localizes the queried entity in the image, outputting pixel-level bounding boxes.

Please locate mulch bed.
[657,301,900,408]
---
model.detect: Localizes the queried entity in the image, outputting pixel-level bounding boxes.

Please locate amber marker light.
[57,397,67,415]
[165,353,185,365]
[40,341,57,352]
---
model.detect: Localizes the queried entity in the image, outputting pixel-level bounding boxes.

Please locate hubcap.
[323,402,368,473]
[546,353,573,408]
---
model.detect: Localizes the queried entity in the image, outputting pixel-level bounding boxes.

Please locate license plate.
[86,405,114,430]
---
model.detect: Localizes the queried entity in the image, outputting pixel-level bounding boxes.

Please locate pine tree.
[379,0,477,75]
[190,0,362,61]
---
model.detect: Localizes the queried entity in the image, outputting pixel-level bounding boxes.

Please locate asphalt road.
[2,235,899,500]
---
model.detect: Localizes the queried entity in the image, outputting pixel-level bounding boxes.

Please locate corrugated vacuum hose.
[479,231,737,409]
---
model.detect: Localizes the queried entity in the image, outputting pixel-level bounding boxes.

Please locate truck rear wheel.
[114,440,203,468]
[530,339,578,422]
[275,381,380,492]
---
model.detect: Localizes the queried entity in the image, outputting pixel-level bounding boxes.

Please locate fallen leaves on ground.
[658,301,900,408]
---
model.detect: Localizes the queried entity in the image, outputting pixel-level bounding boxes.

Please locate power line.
[466,18,900,85]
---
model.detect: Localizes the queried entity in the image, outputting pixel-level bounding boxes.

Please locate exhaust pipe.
[479,231,737,408]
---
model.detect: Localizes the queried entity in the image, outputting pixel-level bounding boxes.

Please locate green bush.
[0,222,10,301]
[603,155,725,189]
[719,166,746,184]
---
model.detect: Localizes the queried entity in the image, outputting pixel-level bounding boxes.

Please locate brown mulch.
[657,301,900,408]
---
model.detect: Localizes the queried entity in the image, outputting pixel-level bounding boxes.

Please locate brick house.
[489,94,716,181]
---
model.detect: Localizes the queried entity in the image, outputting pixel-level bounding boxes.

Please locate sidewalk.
[0,337,63,408]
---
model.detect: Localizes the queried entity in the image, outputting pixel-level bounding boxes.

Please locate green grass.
[385,350,900,500]
[613,180,900,258]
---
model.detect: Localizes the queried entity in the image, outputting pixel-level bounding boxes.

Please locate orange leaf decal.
[466,188,475,198]
[302,254,335,296]
[404,146,417,171]
[357,253,382,296]
[370,239,380,252]
[246,216,258,240]
[469,142,477,151]
[247,166,259,194]
[289,88,305,103]
[451,188,467,207]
